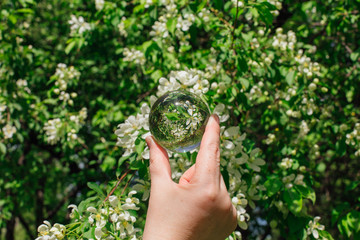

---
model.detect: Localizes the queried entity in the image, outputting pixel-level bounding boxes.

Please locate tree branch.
[18,213,35,239]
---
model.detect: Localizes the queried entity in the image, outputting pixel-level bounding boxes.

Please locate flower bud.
[308,83,317,91]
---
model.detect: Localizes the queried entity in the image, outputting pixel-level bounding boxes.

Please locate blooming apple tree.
[0,0,359,239]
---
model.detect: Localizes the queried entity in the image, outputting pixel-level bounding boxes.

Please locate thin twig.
[121,173,135,195]
[103,169,132,202]
[208,7,232,29]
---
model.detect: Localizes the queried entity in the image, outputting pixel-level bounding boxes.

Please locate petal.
[224,127,240,137]
[312,229,319,239]
[249,163,261,172]
[43,220,52,227]
[254,158,266,166]
[223,140,235,150]
[87,207,97,213]
[37,224,49,233]
[250,148,261,157]
[109,196,119,208]
[95,227,103,239]
[213,103,225,114]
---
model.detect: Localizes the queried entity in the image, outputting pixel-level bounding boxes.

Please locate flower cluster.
[295,49,321,79]
[16,79,31,94]
[68,15,91,35]
[35,221,66,240]
[43,108,87,145]
[346,123,360,156]
[85,191,140,240]
[279,157,294,169]
[272,28,296,51]
[115,103,150,158]
[53,63,81,106]
[232,192,249,230]
[157,69,209,97]
[123,48,146,65]
[117,17,128,37]
[265,133,276,145]
[44,118,62,144]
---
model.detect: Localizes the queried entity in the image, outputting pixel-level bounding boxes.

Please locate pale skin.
[143,114,238,240]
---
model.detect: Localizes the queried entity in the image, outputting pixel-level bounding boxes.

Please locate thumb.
[146,136,172,184]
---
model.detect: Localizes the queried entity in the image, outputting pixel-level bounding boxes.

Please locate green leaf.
[197,0,207,12]
[15,8,34,14]
[319,230,334,240]
[77,196,98,214]
[239,78,249,90]
[236,55,248,73]
[65,40,77,55]
[8,15,18,25]
[87,182,105,197]
[83,226,95,239]
[347,211,360,232]
[151,70,162,81]
[0,142,6,155]
[350,52,359,62]
[135,139,146,155]
[284,188,302,214]
[346,181,360,191]
[166,18,177,36]
[264,178,282,197]
[260,2,277,10]
[165,112,181,121]
[286,70,296,85]
[295,185,316,204]
[254,3,274,27]
[338,216,352,237]
[213,0,224,10]
[335,139,347,157]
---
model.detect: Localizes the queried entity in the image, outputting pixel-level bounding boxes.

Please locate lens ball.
[149,90,210,152]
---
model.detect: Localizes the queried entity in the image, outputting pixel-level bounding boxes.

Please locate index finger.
[195,114,221,184]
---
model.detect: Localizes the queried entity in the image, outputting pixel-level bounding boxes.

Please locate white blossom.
[2,124,16,139]
[280,157,293,169]
[265,133,276,145]
[118,17,128,37]
[307,217,325,239]
[36,221,66,240]
[44,119,62,144]
[95,0,104,11]
[123,48,146,65]
[115,104,150,157]
[68,15,91,35]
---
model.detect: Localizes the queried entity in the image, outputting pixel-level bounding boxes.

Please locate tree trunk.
[5,216,15,240]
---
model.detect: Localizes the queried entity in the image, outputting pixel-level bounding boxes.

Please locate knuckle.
[207,141,220,157]
[203,185,219,203]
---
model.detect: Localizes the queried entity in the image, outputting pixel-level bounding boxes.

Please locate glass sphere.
[149,90,210,153]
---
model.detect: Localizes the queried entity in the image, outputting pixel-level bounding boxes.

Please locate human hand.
[143,114,237,240]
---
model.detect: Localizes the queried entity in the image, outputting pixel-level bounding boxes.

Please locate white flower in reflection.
[307,216,325,239]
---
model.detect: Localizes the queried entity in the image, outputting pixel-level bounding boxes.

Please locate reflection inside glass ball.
[149,90,210,153]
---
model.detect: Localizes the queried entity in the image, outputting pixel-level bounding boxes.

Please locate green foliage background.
[0,0,359,239]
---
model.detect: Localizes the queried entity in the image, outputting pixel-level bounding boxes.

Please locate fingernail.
[209,114,220,124]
